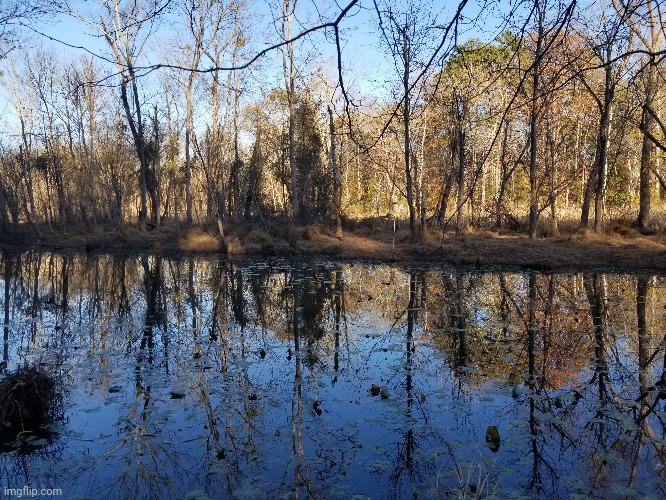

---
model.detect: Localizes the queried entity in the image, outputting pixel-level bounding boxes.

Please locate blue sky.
[22,0,514,98]
[0,0,536,143]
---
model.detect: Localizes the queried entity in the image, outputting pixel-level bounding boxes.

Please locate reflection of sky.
[1,256,665,498]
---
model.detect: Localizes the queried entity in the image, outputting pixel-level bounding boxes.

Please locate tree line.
[0,0,665,241]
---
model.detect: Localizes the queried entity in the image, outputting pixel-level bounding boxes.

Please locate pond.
[0,252,665,499]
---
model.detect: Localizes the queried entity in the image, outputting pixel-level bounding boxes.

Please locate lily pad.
[486,425,501,452]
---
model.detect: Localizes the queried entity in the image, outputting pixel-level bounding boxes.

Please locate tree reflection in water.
[0,253,664,498]
[3,253,12,367]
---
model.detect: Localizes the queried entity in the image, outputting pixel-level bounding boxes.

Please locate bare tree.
[578,3,632,232]
[328,103,342,237]
[279,0,298,220]
[175,0,240,225]
[72,0,171,227]
[2,56,39,225]
[374,1,440,240]
[0,0,51,59]
[613,0,666,232]
[523,0,577,239]
[528,1,546,240]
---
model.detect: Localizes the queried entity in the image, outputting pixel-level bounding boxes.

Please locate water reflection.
[0,252,665,498]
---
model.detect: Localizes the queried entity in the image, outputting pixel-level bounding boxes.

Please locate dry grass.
[1,219,665,272]
[178,230,220,252]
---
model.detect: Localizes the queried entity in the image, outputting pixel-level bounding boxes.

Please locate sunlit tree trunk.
[418,109,427,232]
[545,115,558,235]
[613,0,664,230]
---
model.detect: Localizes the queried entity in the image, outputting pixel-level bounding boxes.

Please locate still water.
[0,252,665,499]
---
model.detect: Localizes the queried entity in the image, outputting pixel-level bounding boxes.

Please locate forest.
[1,0,666,251]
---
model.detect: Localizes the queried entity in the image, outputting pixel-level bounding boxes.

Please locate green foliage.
[439,32,521,86]
[605,161,631,207]
[294,97,329,218]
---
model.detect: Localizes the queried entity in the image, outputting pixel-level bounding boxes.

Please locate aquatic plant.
[0,365,63,443]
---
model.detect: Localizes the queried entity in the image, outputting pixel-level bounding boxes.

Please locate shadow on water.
[0,251,665,498]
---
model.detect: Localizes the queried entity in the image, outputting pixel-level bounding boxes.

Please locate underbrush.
[0,365,65,447]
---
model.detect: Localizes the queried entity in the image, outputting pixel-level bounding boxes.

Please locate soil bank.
[1,222,665,273]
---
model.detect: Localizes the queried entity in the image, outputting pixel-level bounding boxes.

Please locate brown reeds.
[0,365,63,442]
[1,219,665,272]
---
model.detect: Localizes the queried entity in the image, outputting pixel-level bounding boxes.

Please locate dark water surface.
[0,252,665,499]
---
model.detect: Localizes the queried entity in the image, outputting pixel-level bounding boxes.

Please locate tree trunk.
[419,108,427,232]
[580,125,596,228]
[19,123,38,226]
[495,122,527,228]
[403,30,416,240]
[282,0,298,221]
[455,136,466,232]
[152,105,161,228]
[245,126,262,220]
[637,60,656,231]
[454,92,466,233]
[545,117,558,235]
[529,3,544,240]
[328,104,342,238]
[594,76,614,233]
[211,50,225,235]
[437,169,455,225]
[185,90,193,224]
[0,184,9,229]
[119,68,148,226]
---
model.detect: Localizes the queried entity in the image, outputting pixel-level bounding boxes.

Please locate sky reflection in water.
[0,252,665,499]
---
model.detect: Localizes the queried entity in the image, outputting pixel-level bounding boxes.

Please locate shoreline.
[0,222,665,273]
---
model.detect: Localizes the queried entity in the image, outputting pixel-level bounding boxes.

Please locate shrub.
[0,365,63,443]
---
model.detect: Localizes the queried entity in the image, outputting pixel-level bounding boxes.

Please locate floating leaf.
[485,425,501,452]
[512,385,528,398]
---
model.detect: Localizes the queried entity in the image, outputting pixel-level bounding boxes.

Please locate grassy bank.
[1,220,665,272]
